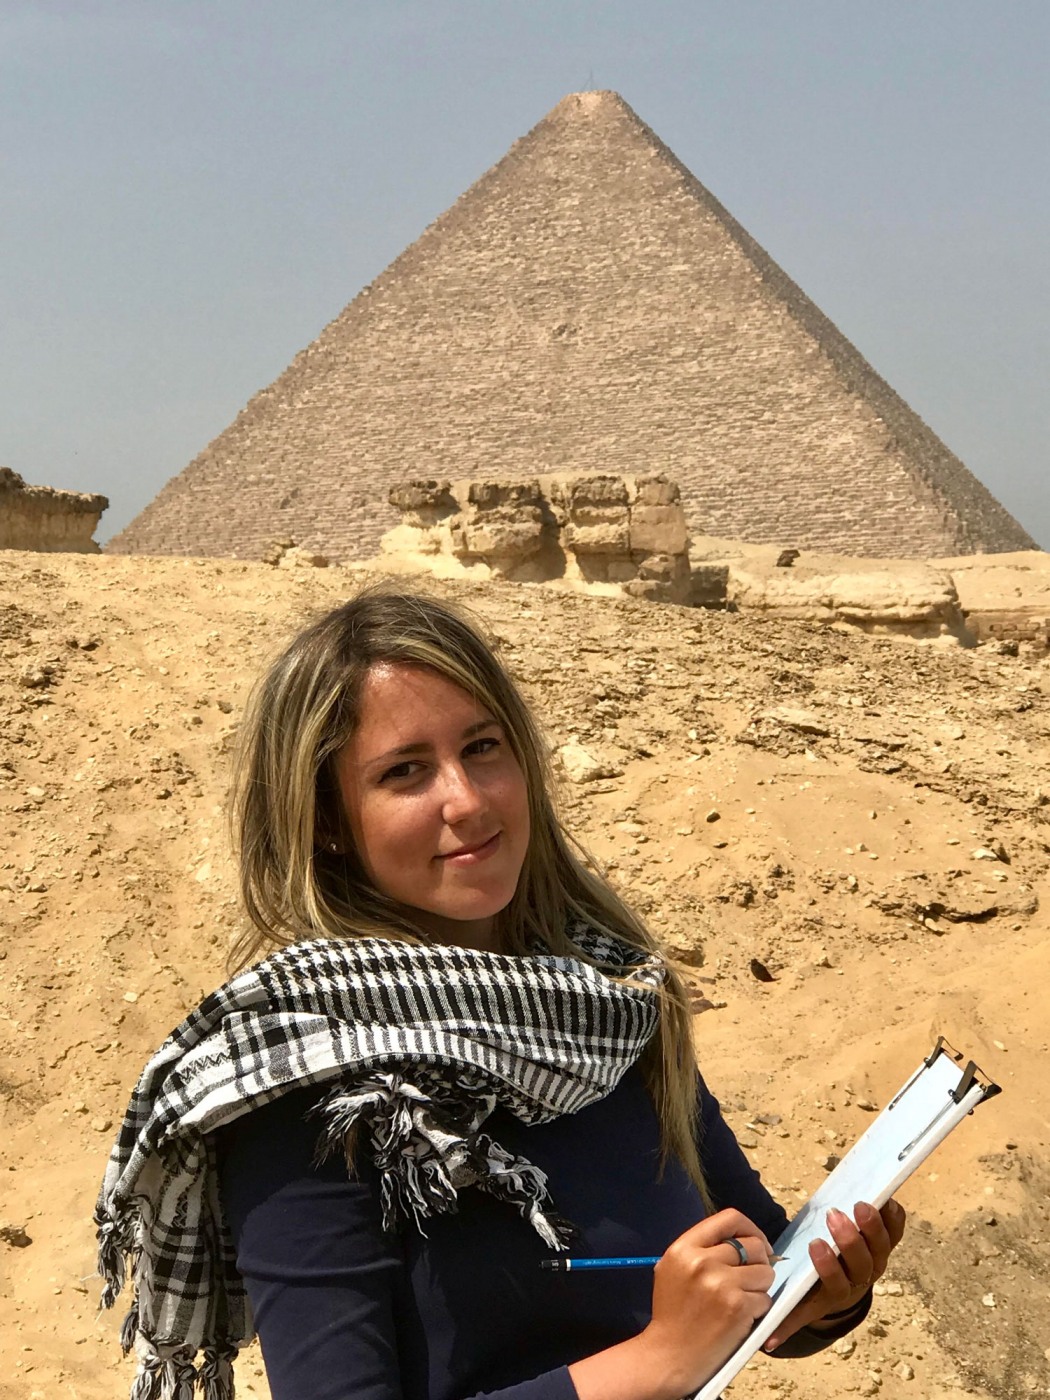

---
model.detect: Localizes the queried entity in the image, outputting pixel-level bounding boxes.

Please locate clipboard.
[693,1038,1001,1400]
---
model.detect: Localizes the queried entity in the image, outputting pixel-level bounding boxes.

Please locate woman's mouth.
[438,833,501,864]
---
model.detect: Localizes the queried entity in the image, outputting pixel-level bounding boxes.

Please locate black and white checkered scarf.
[94,927,664,1399]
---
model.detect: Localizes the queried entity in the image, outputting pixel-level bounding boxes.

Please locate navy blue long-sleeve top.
[217,1066,860,1399]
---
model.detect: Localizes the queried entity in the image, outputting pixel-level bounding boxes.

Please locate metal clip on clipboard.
[888,1037,1002,1161]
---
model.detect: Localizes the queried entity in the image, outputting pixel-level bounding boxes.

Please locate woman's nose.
[438,763,485,823]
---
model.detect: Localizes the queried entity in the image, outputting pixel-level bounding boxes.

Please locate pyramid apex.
[549,89,631,117]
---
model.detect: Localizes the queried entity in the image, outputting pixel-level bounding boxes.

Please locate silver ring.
[726,1236,748,1265]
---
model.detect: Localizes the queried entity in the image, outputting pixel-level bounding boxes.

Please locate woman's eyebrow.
[368,719,500,768]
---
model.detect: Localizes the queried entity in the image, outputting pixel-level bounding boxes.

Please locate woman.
[96,587,904,1400]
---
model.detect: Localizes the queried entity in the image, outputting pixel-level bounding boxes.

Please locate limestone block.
[563,518,630,555]
[566,475,629,508]
[466,480,542,510]
[635,552,688,583]
[632,475,680,507]
[627,552,691,604]
[388,480,457,526]
[380,522,447,557]
[629,504,688,555]
[606,560,638,582]
[261,536,295,565]
[726,560,968,638]
[935,552,1050,650]
[456,507,546,560]
[277,545,329,569]
[689,563,730,608]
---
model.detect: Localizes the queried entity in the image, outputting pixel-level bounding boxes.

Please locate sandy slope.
[0,551,1047,1400]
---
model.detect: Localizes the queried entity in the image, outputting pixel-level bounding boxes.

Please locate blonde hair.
[231,585,704,1193]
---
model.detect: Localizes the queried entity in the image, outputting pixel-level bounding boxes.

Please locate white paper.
[692,1048,993,1399]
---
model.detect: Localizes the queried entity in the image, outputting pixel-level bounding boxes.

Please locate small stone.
[993,1040,1006,1051]
[972,846,1003,862]
[831,1336,856,1357]
[982,1292,996,1308]
[705,809,720,823]
[0,1223,32,1248]
[91,1117,113,1133]
[856,1097,877,1112]
[18,667,53,690]
[123,991,139,1003]
[558,743,618,785]
[893,1361,915,1381]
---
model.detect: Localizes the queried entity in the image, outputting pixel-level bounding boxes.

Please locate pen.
[540,1254,787,1272]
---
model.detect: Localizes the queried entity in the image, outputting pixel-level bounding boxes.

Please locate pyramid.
[110,91,1036,562]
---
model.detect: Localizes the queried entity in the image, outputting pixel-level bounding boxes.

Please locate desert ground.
[0,550,1047,1400]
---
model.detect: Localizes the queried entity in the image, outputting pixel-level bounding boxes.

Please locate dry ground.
[1,551,1048,1400]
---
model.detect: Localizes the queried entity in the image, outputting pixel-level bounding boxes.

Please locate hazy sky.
[3,0,1048,548]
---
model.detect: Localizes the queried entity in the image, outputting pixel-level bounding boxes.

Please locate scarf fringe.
[318,1076,578,1250]
[129,1343,236,1400]
[95,1203,138,1309]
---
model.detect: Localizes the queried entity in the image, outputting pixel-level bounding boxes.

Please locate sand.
[1,550,1047,1400]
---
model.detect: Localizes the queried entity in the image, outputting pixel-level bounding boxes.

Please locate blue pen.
[539,1255,661,1272]
[540,1251,786,1272]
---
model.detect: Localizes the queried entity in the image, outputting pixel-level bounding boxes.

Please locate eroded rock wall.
[0,469,108,554]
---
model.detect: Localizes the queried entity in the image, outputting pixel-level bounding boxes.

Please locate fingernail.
[764,1339,779,1352]
[855,1201,874,1223]
[828,1207,848,1226]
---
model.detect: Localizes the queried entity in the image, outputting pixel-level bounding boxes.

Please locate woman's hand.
[763,1198,906,1351]
[569,1209,777,1400]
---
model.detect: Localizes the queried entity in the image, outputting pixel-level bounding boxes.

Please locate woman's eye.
[379,761,419,783]
[465,737,500,758]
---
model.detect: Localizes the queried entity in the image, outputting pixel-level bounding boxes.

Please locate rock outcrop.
[0,468,108,553]
[382,474,691,602]
[688,536,1050,650]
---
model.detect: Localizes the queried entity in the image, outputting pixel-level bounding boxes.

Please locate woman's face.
[334,663,531,952]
